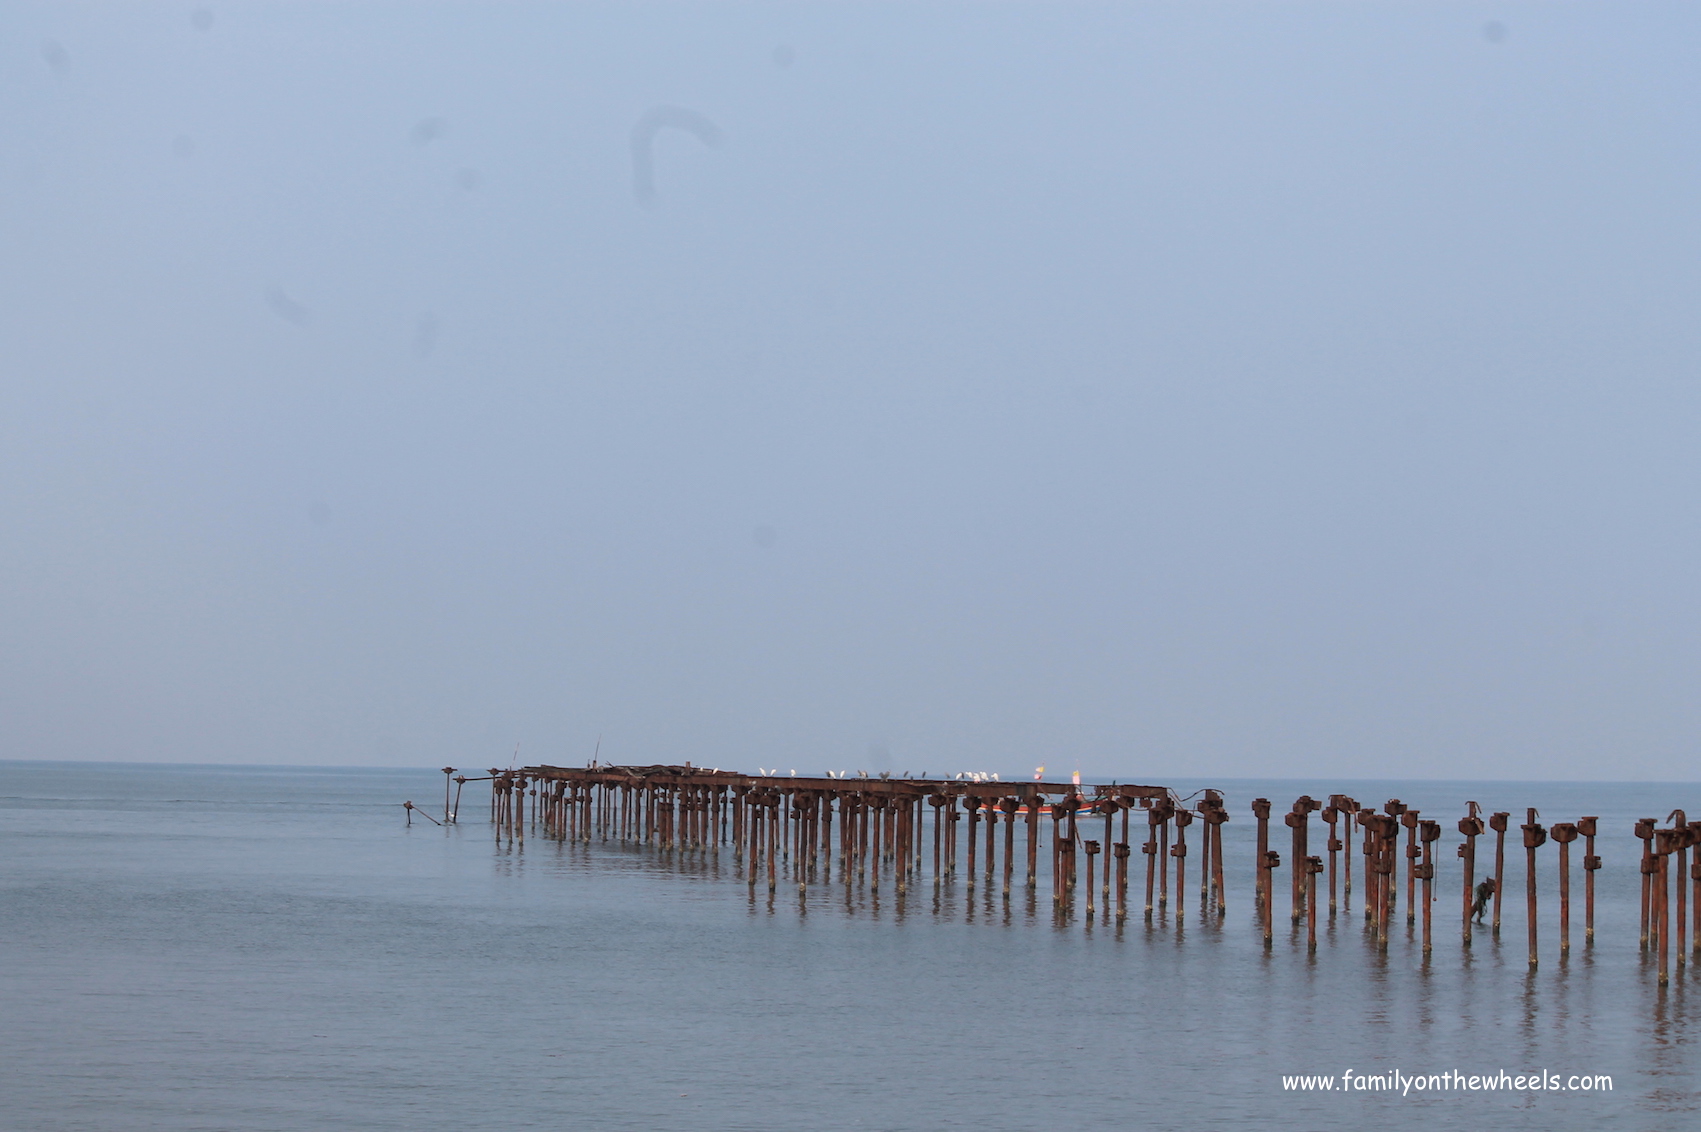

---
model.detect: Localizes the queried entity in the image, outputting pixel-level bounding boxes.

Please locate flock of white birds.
[753,769,1004,782]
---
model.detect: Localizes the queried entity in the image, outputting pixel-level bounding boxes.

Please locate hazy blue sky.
[5,3,1700,780]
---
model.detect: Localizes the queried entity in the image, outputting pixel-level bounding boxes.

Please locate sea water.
[2,761,1696,1131]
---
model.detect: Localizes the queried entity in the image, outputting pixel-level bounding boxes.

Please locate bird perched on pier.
[1472,878,1497,922]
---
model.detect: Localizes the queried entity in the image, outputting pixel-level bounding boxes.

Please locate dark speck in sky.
[264,285,311,327]
[41,40,69,76]
[411,118,447,146]
[629,105,725,206]
[1483,21,1508,44]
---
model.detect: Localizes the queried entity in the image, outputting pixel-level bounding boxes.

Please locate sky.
[3,2,1700,780]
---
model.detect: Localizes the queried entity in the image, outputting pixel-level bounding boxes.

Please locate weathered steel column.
[966,797,981,889]
[1287,797,1318,923]
[1305,855,1322,951]
[1332,794,1358,910]
[1637,817,1656,948]
[1691,821,1701,956]
[1400,809,1421,924]
[1655,828,1678,983]
[1103,801,1118,906]
[1522,808,1545,969]
[1262,845,1282,947]
[1458,803,1483,946]
[1026,788,1041,889]
[1143,801,1161,915]
[1157,801,1171,909]
[1671,810,1689,963]
[1551,822,1577,953]
[1418,819,1439,953]
[1579,815,1598,943]
[1083,840,1100,918]
[928,794,944,881]
[1252,798,1272,932]
[1115,840,1131,921]
[1489,811,1510,936]
[1205,797,1228,915]
[1001,796,1018,898]
[1172,807,1191,914]
[1322,804,1340,914]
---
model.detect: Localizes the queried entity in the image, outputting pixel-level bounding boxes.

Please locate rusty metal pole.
[1051,803,1063,904]
[1066,796,1081,893]
[1661,844,1673,983]
[1342,806,1355,909]
[1670,810,1689,964]
[1401,809,1421,925]
[1577,815,1598,944]
[1207,801,1229,915]
[1522,809,1545,968]
[1157,803,1170,909]
[769,794,781,894]
[1057,838,1075,912]
[1322,804,1340,915]
[1197,801,1213,908]
[1656,831,1673,984]
[1286,805,1303,922]
[1083,840,1099,919]
[747,793,760,888]
[1118,799,1132,917]
[1490,811,1509,937]
[1380,800,1405,924]
[1252,799,1271,924]
[1026,788,1041,889]
[1287,798,1315,923]
[1419,820,1439,953]
[1458,802,1483,946]
[932,789,945,878]
[1360,810,1382,944]
[1551,822,1577,953]
[1360,807,1377,925]
[1333,795,1358,910]
[1637,817,1655,948]
[1305,856,1321,951]
[1361,812,1385,947]
[1263,847,1282,946]
[965,797,980,890]
[1115,840,1131,921]
[1104,802,1117,906]
[1172,808,1191,916]
[1691,821,1701,957]
[1143,801,1160,915]
[871,797,884,893]
[1002,797,1018,899]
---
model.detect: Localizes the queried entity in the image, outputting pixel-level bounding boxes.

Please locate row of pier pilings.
[481,765,1173,913]
[445,767,1696,981]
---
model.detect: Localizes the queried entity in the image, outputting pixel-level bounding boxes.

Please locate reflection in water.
[9,765,1701,1130]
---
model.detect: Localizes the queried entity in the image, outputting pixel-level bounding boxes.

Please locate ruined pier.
[405,764,1701,980]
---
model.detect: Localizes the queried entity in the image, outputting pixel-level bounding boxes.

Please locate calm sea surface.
[2,762,1697,1131]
